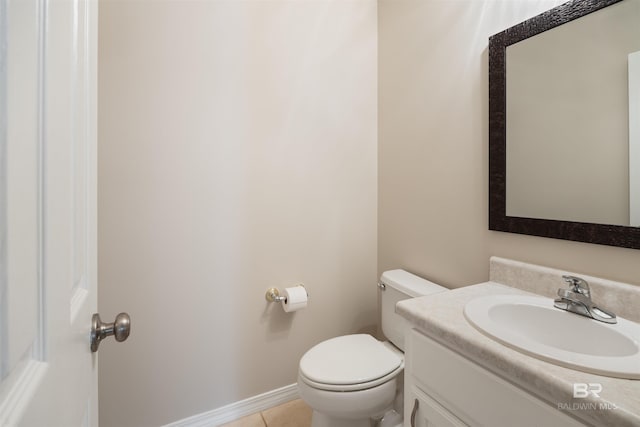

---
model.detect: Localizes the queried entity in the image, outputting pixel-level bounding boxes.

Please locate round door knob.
[91,312,131,352]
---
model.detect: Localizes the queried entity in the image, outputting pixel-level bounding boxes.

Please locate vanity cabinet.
[404,329,586,427]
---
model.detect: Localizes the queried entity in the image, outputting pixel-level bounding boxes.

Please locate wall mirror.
[489,0,640,249]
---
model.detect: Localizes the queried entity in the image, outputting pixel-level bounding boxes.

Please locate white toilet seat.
[298,334,404,392]
[299,364,403,392]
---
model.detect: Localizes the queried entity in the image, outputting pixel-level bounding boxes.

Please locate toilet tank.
[380,269,447,351]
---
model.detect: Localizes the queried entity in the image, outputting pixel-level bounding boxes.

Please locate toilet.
[297,269,447,427]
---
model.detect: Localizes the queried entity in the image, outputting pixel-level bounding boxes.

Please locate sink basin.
[464,294,640,379]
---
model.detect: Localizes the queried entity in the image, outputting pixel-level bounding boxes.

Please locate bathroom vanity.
[397,258,640,427]
[404,328,584,427]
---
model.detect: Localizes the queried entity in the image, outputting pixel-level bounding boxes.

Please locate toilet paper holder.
[265,288,287,303]
[265,285,307,303]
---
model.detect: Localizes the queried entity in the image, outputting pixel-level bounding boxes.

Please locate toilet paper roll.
[282,285,308,313]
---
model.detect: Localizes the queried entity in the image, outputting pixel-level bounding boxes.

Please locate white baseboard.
[162,383,299,427]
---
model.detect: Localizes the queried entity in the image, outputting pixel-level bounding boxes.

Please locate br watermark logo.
[557,383,618,411]
[573,383,602,398]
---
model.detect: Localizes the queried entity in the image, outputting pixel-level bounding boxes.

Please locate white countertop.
[396,281,640,427]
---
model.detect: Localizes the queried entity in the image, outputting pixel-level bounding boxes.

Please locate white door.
[0,0,104,425]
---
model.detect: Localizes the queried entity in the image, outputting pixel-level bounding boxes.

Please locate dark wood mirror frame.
[488,0,640,249]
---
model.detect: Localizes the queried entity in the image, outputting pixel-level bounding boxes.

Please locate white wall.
[98,1,377,426]
[378,0,640,289]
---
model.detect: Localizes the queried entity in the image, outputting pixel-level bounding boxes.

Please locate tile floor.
[220,399,312,427]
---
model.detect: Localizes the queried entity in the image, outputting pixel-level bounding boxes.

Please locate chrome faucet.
[553,275,617,324]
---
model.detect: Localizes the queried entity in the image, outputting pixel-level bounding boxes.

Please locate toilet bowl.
[298,334,403,427]
[297,270,447,427]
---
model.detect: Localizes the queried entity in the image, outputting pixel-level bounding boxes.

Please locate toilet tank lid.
[380,269,446,298]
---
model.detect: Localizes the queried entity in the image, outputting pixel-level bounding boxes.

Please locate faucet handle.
[562,275,590,297]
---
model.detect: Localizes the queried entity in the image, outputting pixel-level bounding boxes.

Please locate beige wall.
[378,0,640,289]
[98,1,377,426]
